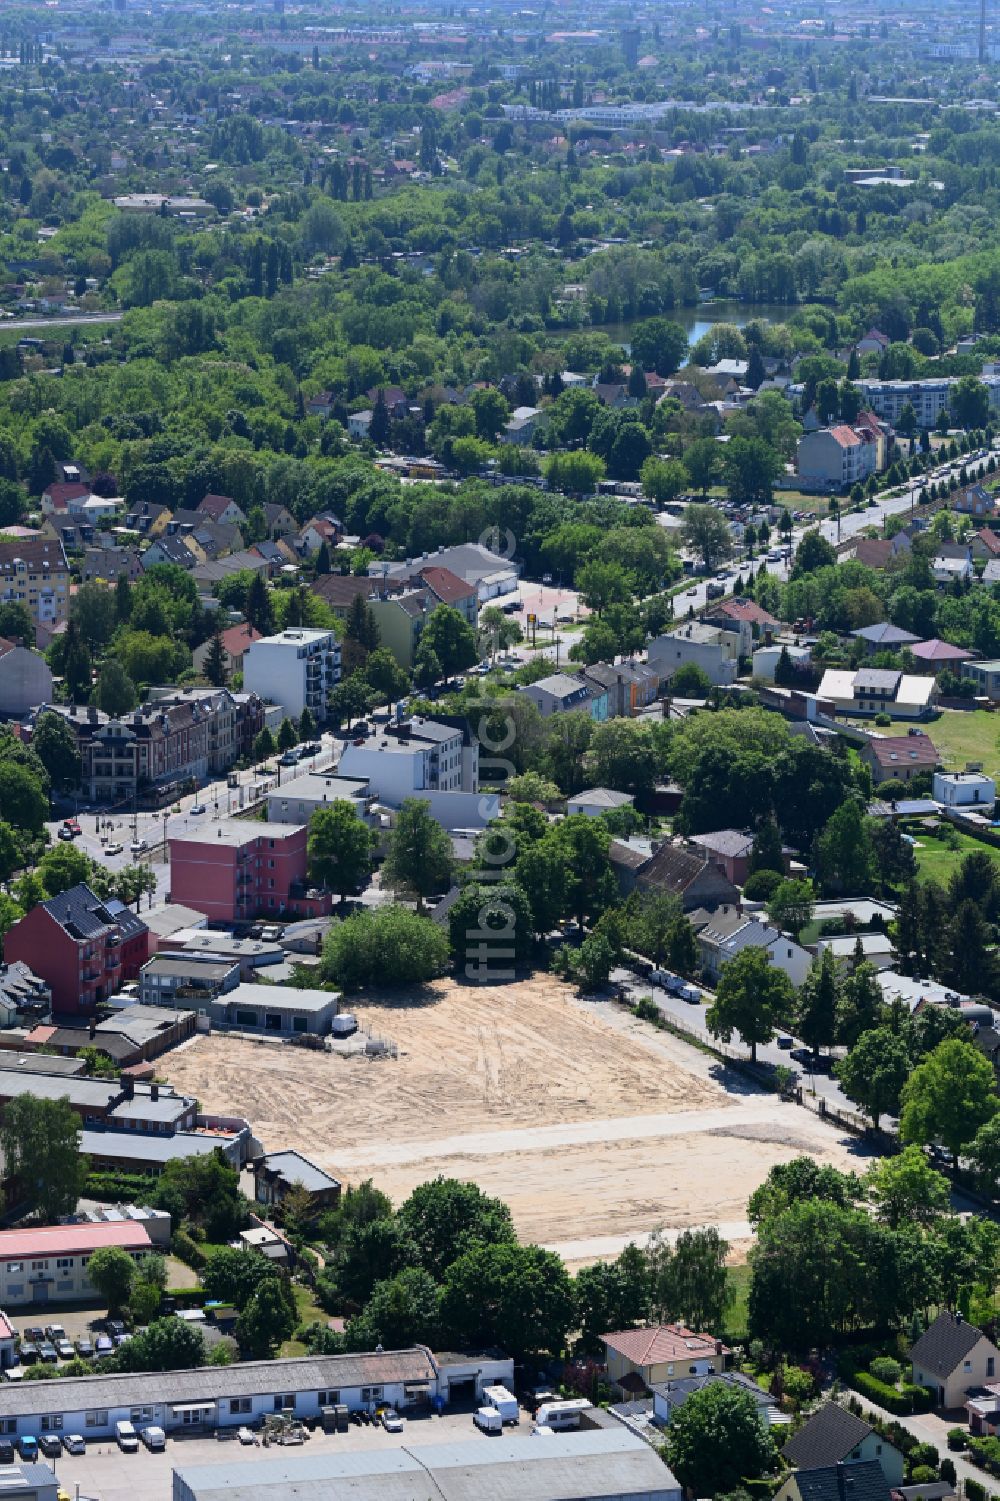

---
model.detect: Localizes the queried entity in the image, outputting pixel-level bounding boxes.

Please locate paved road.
[2,311,123,332]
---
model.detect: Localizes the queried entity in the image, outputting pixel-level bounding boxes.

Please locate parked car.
[24,1328,44,1344]
[18,1343,38,1365]
[115,1420,139,1453]
[237,1426,257,1446]
[38,1342,58,1364]
[130,839,147,856]
[17,1436,37,1461]
[105,841,124,856]
[141,1425,166,1452]
[190,802,206,815]
[0,1440,13,1463]
[106,1319,126,1339]
[55,1339,74,1360]
[44,1325,66,1343]
[57,825,76,841]
[278,751,299,767]
[382,1410,404,1433]
[62,819,81,837]
[75,1337,93,1358]
[777,1034,793,1050]
[94,1335,113,1356]
[38,1433,62,1458]
[62,1434,86,1455]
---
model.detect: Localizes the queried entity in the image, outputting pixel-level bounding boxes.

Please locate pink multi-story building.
[168,819,330,924]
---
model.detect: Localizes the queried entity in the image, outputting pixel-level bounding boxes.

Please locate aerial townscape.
[13,2,1000,1501]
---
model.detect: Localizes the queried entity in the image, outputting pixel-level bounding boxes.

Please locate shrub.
[947,1429,969,1452]
[171,1227,205,1271]
[850,1371,913,1415]
[940,1459,958,1485]
[874,713,892,727]
[903,1382,934,1413]
[966,1476,987,1501]
[743,869,784,902]
[907,1443,939,1476]
[634,997,661,1024]
[870,1356,902,1385]
[911,1467,938,1484]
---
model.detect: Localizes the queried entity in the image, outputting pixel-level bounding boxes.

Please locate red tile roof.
[220,623,261,657]
[976,529,1000,556]
[603,1324,729,1366]
[829,424,861,448]
[43,482,89,510]
[417,565,476,604]
[716,598,779,628]
[909,638,974,663]
[864,734,939,769]
[0,1221,152,1261]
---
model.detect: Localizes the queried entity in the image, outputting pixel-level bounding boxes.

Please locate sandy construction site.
[162,977,869,1263]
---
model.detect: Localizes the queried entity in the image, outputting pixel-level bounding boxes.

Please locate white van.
[473,1407,502,1435]
[482,1385,519,1425]
[115,1420,139,1453]
[534,1399,592,1432]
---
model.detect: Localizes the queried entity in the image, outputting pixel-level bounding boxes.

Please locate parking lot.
[49,1410,493,1501]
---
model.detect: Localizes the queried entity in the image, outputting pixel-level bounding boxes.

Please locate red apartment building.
[168,819,331,923]
[3,884,150,1018]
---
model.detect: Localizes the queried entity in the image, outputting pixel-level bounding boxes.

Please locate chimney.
[151,1083,159,1101]
[122,1076,134,1100]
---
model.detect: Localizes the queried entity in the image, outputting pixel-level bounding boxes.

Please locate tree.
[202,627,229,687]
[345,1266,442,1351]
[470,387,510,443]
[153,1151,247,1242]
[0,1094,86,1221]
[448,883,534,974]
[836,1026,911,1128]
[70,582,118,651]
[968,1115,1000,1197]
[684,438,720,497]
[575,1246,651,1353]
[706,947,793,1062]
[630,318,689,377]
[640,456,688,505]
[815,799,876,895]
[382,799,454,911]
[792,529,837,577]
[112,1317,206,1373]
[252,726,276,764]
[95,659,137,718]
[865,1145,950,1229]
[365,647,408,702]
[420,605,478,677]
[439,1242,575,1357]
[235,1275,297,1358]
[951,375,990,430]
[836,961,885,1047]
[399,1177,516,1280]
[31,712,80,794]
[766,879,815,937]
[574,559,632,616]
[680,503,733,570]
[670,662,713,697]
[900,1038,1000,1170]
[591,720,658,797]
[86,1245,136,1314]
[319,904,450,990]
[651,1227,731,1331]
[37,843,93,899]
[308,803,374,904]
[747,1157,859,1227]
[666,1384,775,1498]
[722,437,782,508]
[245,572,275,636]
[796,949,838,1062]
[543,450,606,496]
[202,1247,279,1310]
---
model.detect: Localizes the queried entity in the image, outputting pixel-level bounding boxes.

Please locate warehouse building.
[171,1428,682,1501]
[0,1220,154,1307]
[207,981,340,1037]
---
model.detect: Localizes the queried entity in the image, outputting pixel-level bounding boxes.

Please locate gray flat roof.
[163,931,284,961]
[170,819,306,849]
[79,1129,234,1164]
[140,958,236,983]
[0,1073,116,1109]
[258,1150,341,1194]
[108,1093,192,1125]
[172,1429,679,1501]
[142,904,208,938]
[221,982,339,1015]
[0,1050,86,1077]
[267,771,370,802]
[0,1348,437,1420]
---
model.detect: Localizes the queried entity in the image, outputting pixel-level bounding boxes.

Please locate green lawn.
[911,825,1000,885]
[923,708,1000,779]
[279,1281,328,1359]
[722,1263,752,1343]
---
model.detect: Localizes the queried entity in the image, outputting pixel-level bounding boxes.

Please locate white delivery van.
[474,1407,502,1435]
[115,1420,139,1453]
[482,1385,519,1425]
[534,1398,592,1432]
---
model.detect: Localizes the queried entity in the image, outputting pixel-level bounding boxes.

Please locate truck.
[534,1399,592,1432]
[473,1407,502,1435]
[482,1385,519,1425]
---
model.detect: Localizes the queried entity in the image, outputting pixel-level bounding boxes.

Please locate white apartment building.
[797,425,877,488]
[339,718,474,798]
[243,629,341,725]
[0,1221,154,1307]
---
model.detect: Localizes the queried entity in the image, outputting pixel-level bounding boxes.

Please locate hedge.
[903,1382,934,1414]
[966,1478,988,1501]
[171,1228,206,1271]
[85,1171,157,1201]
[165,1288,207,1309]
[849,1372,916,1415]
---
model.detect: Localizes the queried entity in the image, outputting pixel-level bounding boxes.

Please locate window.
[318,1391,340,1407]
[293,1017,307,1033]
[989,1358,996,1379]
[876,1445,883,1456]
[274,1395,296,1412]
[131,1407,154,1422]
[362,1387,384,1404]
[85,1411,108,1429]
[56,1258,73,1270]
[965,1360,973,1372]
[235,1010,257,1028]
[41,1416,63,1432]
[228,1399,252,1416]
[6,1263,22,1275]
[31,1261,47,1271]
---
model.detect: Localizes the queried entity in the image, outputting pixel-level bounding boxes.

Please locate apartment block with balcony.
[3,884,150,1017]
[0,538,70,645]
[168,820,331,924]
[243,628,342,725]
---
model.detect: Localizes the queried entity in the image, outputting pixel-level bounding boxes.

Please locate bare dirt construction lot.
[163,977,869,1263]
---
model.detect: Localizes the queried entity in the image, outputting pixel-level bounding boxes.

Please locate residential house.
[752,642,812,681]
[858,379,953,428]
[413,565,479,627]
[567,788,635,818]
[648,623,739,688]
[370,591,431,670]
[243,628,342,725]
[616,841,740,910]
[3,884,149,1016]
[852,622,923,653]
[168,820,330,924]
[909,639,974,671]
[781,1404,904,1486]
[265,771,375,828]
[338,717,495,827]
[261,502,296,539]
[860,732,939,787]
[298,515,343,555]
[817,668,937,720]
[196,493,247,528]
[0,962,50,1027]
[698,907,813,986]
[192,552,270,591]
[910,1311,1000,1408]
[519,671,610,722]
[582,661,658,718]
[933,771,996,809]
[953,483,994,518]
[40,480,89,516]
[123,501,171,537]
[652,1371,781,1429]
[504,405,542,444]
[82,543,143,585]
[375,542,519,603]
[856,329,890,356]
[366,386,408,420]
[141,532,198,571]
[192,623,261,679]
[931,543,973,585]
[714,597,780,638]
[0,538,70,642]
[593,381,630,408]
[602,1325,730,1397]
[0,636,52,715]
[852,539,897,571]
[797,425,877,489]
[774,1462,892,1501]
[306,391,336,419]
[311,573,401,618]
[962,660,1000,700]
[971,528,1000,562]
[688,830,755,886]
[254,1150,342,1214]
[348,410,373,440]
